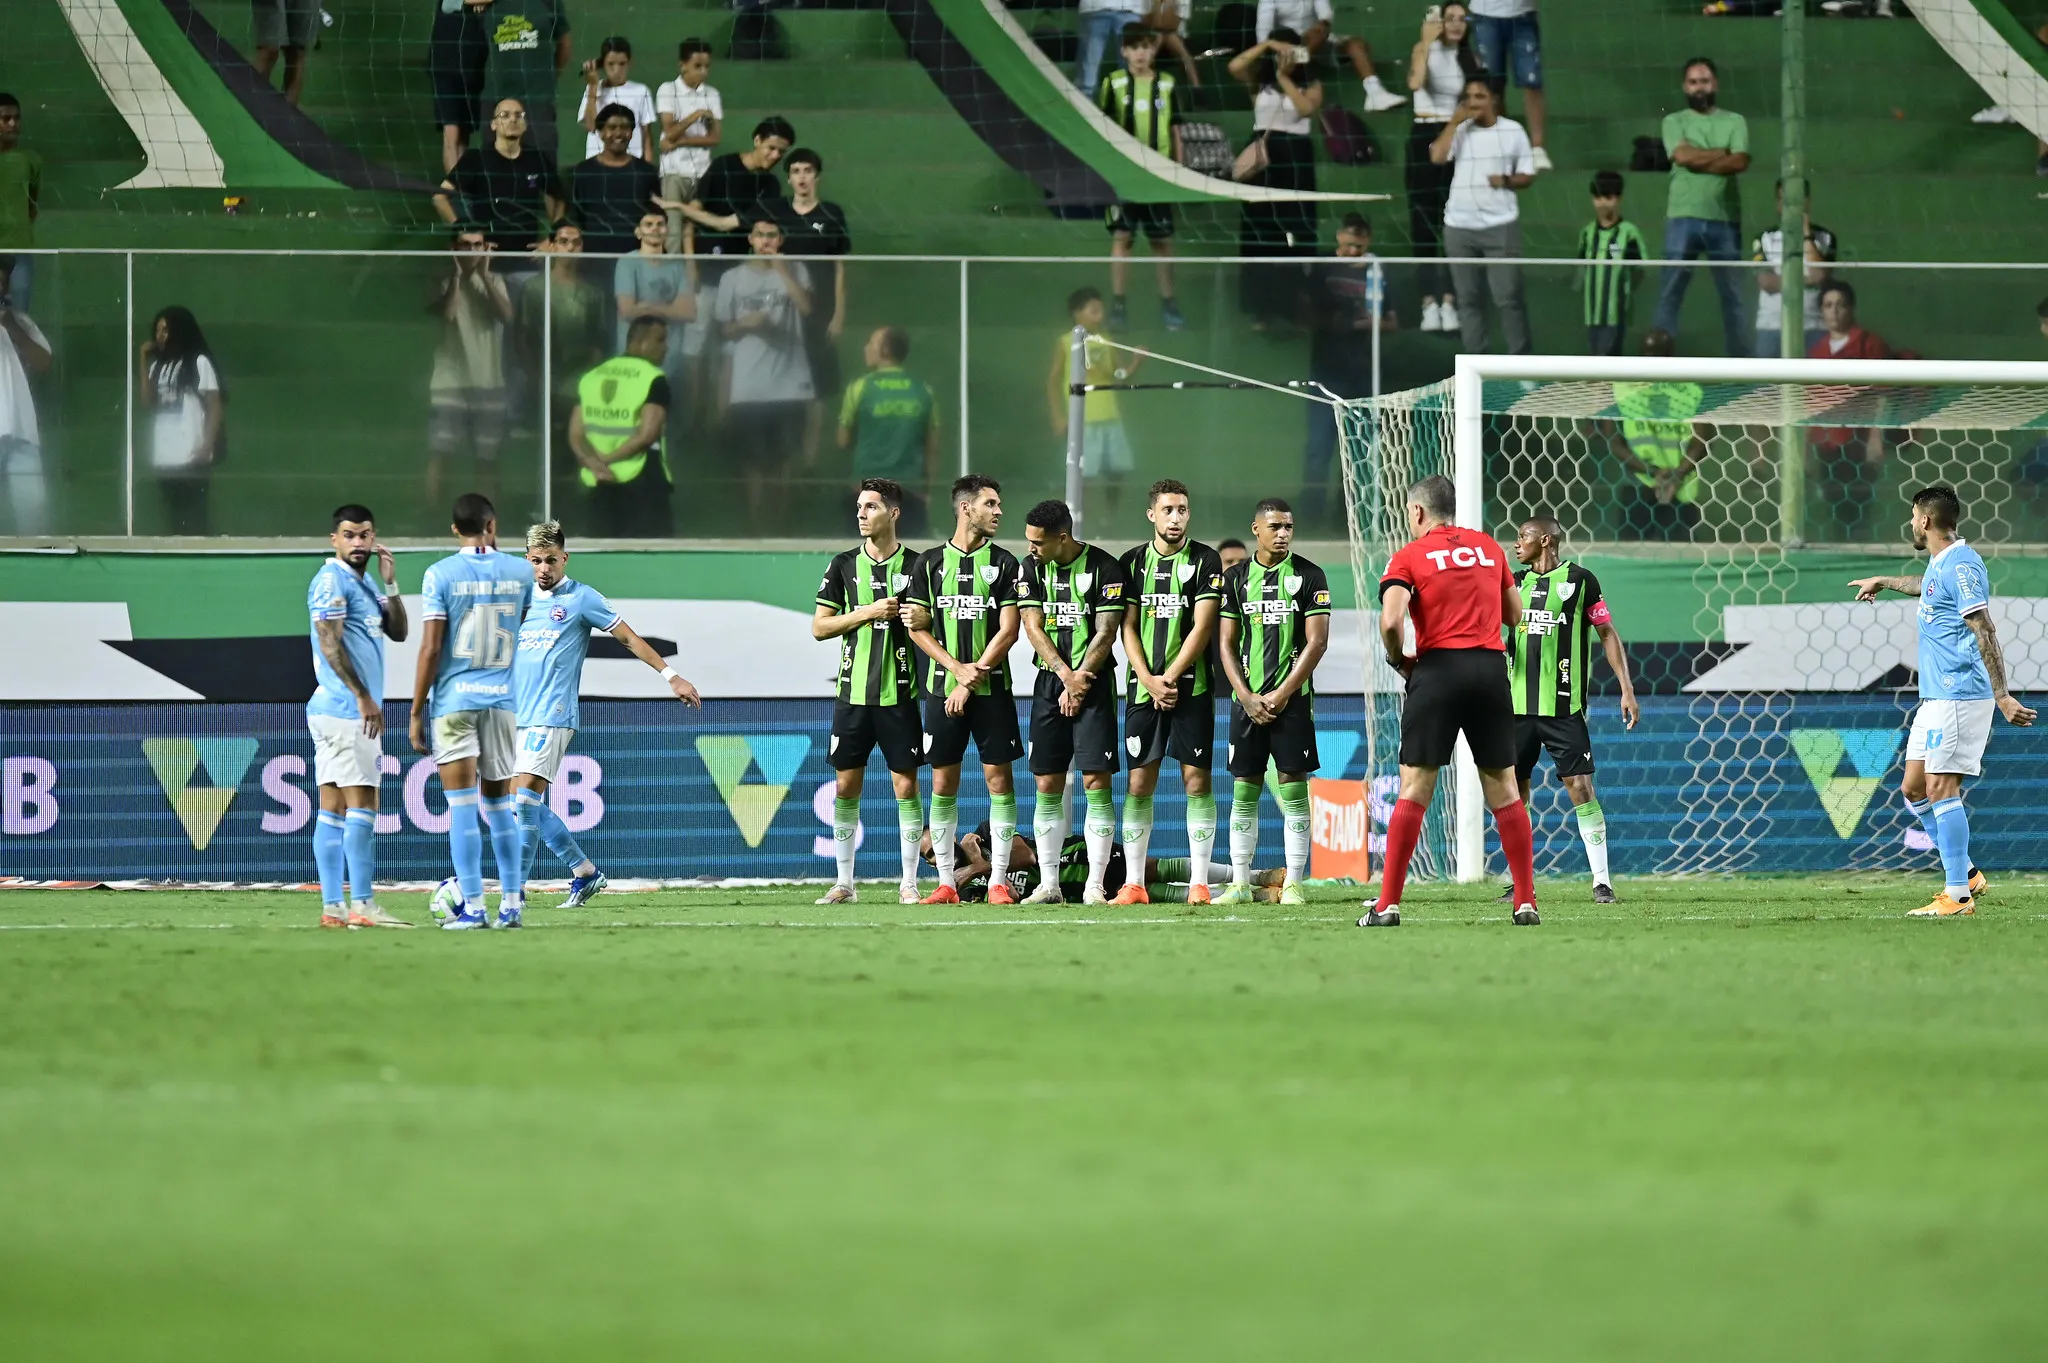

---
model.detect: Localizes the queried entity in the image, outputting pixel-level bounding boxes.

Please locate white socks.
[1574,799,1611,886]
[1229,781,1259,886]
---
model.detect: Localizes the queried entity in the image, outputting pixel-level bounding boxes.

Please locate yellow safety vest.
[1613,380,1703,505]
[577,356,666,488]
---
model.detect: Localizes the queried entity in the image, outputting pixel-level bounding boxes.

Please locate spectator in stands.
[1049,286,1140,522]
[1256,0,1406,113]
[578,37,656,163]
[1604,329,1705,542]
[1578,169,1644,357]
[251,0,318,106]
[1467,2,1548,170]
[1217,538,1249,572]
[840,326,940,534]
[1301,214,1394,525]
[717,217,815,531]
[772,149,851,461]
[1405,5,1478,333]
[1077,0,1148,102]
[681,116,793,274]
[431,0,493,173]
[515,222,609,463]
[1099,26,1187,334]
[481,0,571,161]
[0,256,51,535]
[570,316,674,537]
[426,225,514,507]
[1229,31,1323,330]
[434,98,564,251]
[1806,279,1892,538]
[1433,77,1534,355]
[1963,20,2048,177]
[1753,179,1835,358]
[568,104,660,256]
[614,209,696,442]
[656,40,722,255]
[140,306,226,536]
[1139,0,1201,87]
[0,96,42,312]
[1653,58,1751,357]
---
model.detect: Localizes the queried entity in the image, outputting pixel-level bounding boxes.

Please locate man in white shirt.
[1254,0,1405,112]
[656,38,723,254]
[0,255,51,534]
[1467,0,1549,170]
[1430,78,1535,354]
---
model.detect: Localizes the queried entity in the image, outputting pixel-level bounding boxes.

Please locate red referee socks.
[1493,798,1536,906]
[1374,798,1428,909]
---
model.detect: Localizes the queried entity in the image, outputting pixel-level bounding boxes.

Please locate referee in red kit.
[1361,475,1540,927]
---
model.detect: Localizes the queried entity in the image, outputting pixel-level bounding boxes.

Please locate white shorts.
[1906,698,1995,777]
[514,726,576,783]
[432,708,518,780]
[309,713,382,789]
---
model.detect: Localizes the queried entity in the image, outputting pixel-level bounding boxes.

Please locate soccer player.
[904,474,1024,905]
[306,504,410,929]
[1116,478,1225,905]
[504,520,701,929]
[1507,514,1640,903]
[1363,475,1536,927]
[408,494,534,927]
[1018,499,1128,905]
[1215,498,1329,906]
[920,822,1286,905]
[1850,485,2036,918]
[812,478,926,905]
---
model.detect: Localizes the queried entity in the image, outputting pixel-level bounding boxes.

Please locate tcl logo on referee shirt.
[1382,526,1514,653]
[1422,543,1499,571]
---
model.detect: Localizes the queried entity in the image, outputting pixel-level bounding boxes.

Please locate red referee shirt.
[1380,525,1513,653]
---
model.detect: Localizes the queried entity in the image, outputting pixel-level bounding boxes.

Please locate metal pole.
[1778,0,1807,546]
[123,250,135,536]
[1065,324,1087,536]
[1450,354,1485,883]
[1369,259,1384,402]
[958,258,971,477]
[541,262,553,523]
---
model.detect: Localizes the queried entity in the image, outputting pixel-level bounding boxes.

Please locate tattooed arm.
[1965,610,2038,726]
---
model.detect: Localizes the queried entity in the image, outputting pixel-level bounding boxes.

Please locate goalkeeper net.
[1341,357,2048,882]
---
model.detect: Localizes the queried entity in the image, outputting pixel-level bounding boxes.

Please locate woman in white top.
[139,306,224,535]
[1406,3,1480,331]
[1228,29,1322,328]
[579,37,658,163]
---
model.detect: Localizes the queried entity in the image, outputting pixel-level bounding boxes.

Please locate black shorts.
[1227,697,1319,780]
[923,691,1024,770]
[726,402,807,469]
[1399,647,1516,770]
[830,699,925,773]
[1125,689,1217,770]
[1106,202,1176,241]
[428,9,488,133]
[1027,670,1120,776]
[1515,712,1596,781]
[806,328,843,401]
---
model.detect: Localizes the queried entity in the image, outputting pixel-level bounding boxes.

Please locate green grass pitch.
[3,875,2047,1360]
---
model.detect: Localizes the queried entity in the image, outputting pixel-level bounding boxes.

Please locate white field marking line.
[55,0,227,189]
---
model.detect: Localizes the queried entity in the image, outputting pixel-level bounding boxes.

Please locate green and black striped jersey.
[816,543,920,706]
[1509,560,1609,717]
[1221,553,1333,696]
[1119,539,1225,702]
[1019,544,1127,672]
[906,539,1021,696]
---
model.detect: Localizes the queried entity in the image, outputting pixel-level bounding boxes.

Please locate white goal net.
[1341,356,2048,882]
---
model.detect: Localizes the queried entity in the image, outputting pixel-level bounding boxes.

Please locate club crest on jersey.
[1284,576,1303,594]
[980,564,1000,584]
[549,605,568,623]
[1558,581,1577,602]
[1176,563,1195,583]
[1075,571,1094,595]
[891,574,910,593]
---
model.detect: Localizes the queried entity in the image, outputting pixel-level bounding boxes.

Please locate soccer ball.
[429,877,464,922]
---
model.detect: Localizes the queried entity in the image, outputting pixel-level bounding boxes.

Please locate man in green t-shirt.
[0,94,40,310]
[838,325,939,533]
[1651,57,1750,357]
[482,0,572,162]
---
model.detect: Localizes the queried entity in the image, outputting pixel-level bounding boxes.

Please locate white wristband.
[660,666,680,682]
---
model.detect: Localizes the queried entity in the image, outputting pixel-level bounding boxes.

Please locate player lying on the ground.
[917,825,1289,905]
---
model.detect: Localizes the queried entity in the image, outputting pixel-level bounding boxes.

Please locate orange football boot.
[1111,883,1150,905]
[1907,892,1975,918]
[986,882,1018,905]
[1186,883,1211,905]
[920,884,960,905]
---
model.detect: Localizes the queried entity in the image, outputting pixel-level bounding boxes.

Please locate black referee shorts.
[829,699,925,774]
[1125,688,1217,770]
[1399,647,1516,770]
[922,691,1024,770]
[1227,697,1319,781]
[1027,670,1119,776]
[1516,712,1596,782]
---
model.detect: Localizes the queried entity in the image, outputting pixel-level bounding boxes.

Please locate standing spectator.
[1229,31,1323,330]
[1807,280,1892,540]
[1301,214,1393,526]
[567,104,660,256]
[578,37,656,163]
[682,116,793,273]
[716,217,815,531]
[1753,179,1835,357]
[1604,330,1705,542]
[0,94,43,310]
[434,98,564,251]
[515,222,609,460]
[839,326,939,534]
[1098,25,1187,334]
[481,0,571,162]
[1217,538,1249,572]
[1467,1,1549,169]
[570,316,674,537]
[1255,0,1406,113]
[1578,169,1645,356]
[0,255,51,534]
[430,0,493,174]
[1405,5,1478,333]
[251,0,319,106]
[426,226,514,507]
[613,209,696,439]
[1048,287,1141,523]
[655,40,722,254]
[1077,0,1148,101]
[1653,57,1751,357]
[139,306,225,535]
[771,149,851,461]
[1433,77,1534,355]
[1140,0,1201,86]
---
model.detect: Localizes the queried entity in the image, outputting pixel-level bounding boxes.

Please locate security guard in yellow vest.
[1097,25,1186,333]
[1603,329,1707,542]
[569,315,674,538]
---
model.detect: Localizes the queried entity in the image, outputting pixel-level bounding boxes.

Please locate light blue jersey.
[421,546,534,718]
[514,578,621,730]
[307,558,388,719]
[1918,539,1994,701]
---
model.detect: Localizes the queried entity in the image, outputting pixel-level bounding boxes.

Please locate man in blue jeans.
[1653,57,1750,356]
[1076,0,1146,98]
